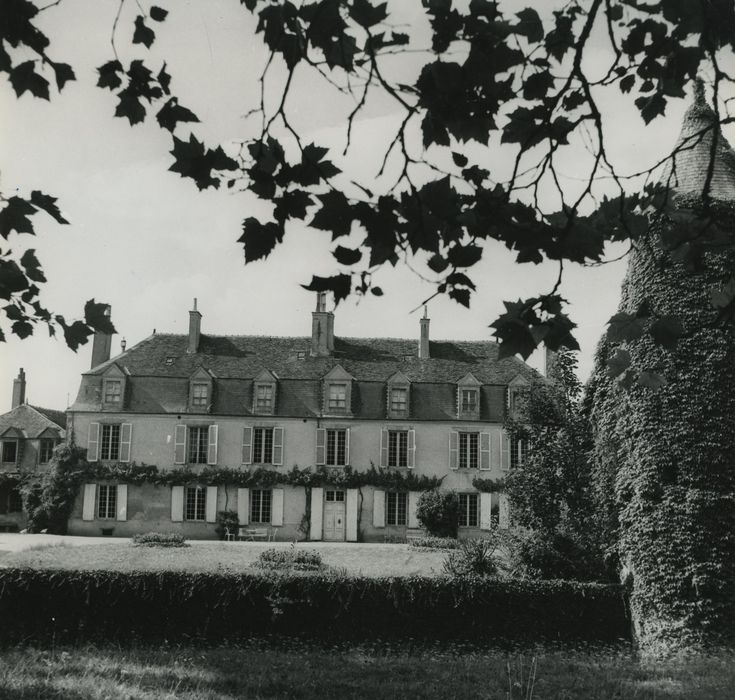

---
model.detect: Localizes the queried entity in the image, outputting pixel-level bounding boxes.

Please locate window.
[39,439,55,464]
[191,383,209,408]
[253,427,274,464]
[188,426,209,464]
[99,425,121,461]
[388,430,408,468]
[326,429,347,466]
[461,389,478,413]
[328,383,347,411]
[97,484,117,519]
[251,489,272,523]
[386,492,407,526]
[325,489,345,502]
[458,493,479,528]
[458,432,479,469]
[390,387,408,414]
[510,437,527,469]
[0,486,22,514]
[185,486,206,521]
[255,384,273,413]
[103,379,122,404]
[1,440,17,464]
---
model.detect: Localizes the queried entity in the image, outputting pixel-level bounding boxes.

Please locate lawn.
[1,641,733,699]
[0,540,448,577]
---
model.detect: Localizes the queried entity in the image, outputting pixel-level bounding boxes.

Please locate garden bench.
[405,528,427,543]
[237,527,271,541]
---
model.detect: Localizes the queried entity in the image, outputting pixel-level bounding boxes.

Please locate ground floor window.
[0,485,22,514]
[185,485,206,521]
[251,489,272,524]
[458,493,479,528]
[325,489,345,502]
[97,484,117,519]
[386,491,407,526]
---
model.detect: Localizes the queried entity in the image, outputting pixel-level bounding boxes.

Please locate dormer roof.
[322,364,353,381]
[0,404,66,438]
[457,372,482,386]
[387,370,410,384]
[254,368,278,382]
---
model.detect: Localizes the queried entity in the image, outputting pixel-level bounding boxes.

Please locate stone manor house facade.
[62,294,535,541]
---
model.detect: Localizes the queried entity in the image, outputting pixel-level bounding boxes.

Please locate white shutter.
[174,425,186,465]
[501,431,510,471]
[310,487,323,540]
[116,484,128,521]
[242,426,253,464]
[207,425,218,465]
[237,487,250,525]
[82,483,96,521]
[380,428,388,467]
[171,485,184,522]
[315,428,326,465]
[480,492,493,530]
[373,489,385,527]
[449,431,459,469]
[490,429,502,470]
[480,432,491,470]
[344,428,350,465]
[271,488,284,526]
[499,493,510,529]
[346,488,359,542]
[407,429,416,469]
[272,427,284,465]
[87,423,100,462]
[119,423,133,463]
[205,486,218,522]
[408,491,421,528]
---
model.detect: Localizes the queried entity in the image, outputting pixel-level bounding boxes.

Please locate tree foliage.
[2,0,735,378]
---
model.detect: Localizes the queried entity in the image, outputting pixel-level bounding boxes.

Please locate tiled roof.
[663,82,735,201]
[0,404,66,438]
[70,333,535,421]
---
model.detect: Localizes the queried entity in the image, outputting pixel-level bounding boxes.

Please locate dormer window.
[191,383,209,408]
[390,387,408,413]
[386,371,411,418]
[256,384,273,412]
[322,365,354,416]
[188,366,215,413]
[507,374,530,420]
[460,388,478,413]
[103,379,121,404]
[457,373,482,420]
[101,364,127,409]
[328,383,347,411]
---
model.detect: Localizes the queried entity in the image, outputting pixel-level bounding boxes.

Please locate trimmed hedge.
[0,567,629,644]
[132,532,188,547]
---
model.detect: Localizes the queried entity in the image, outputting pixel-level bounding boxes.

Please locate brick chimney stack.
[310,292,334,357]
[188,298,202,354]
[418,307,430,359]
[12,368,26,408]
[90,305,113,369]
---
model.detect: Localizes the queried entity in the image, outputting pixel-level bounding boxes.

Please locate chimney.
[310,292,334,357]
[90,305,113,368]
[187,298,202,353]
[543,346,558,378]
[418,307,430,359]
[120,338,127,352]
[12,368,26,408]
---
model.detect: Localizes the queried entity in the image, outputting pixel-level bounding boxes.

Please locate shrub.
[254,546,324,571]
[409,536,460,550]
[416,490,458,538]
[215,510,239,541]
[132,532,188,548]
[443,539,499,578]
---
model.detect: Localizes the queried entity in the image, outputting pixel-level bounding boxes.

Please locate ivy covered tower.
[588,83,735,652]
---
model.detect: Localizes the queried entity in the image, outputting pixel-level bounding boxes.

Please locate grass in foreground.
[0,641,733,699]
[0,541,447,577]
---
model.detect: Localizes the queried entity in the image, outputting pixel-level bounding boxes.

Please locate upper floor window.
[458,432,479,469]
[390,387,408,414]
[326,428,347,467]
[510,437,528,469]
[100,424,121,461]
[255,384,274,413]
[188,426,209,464]
[386,491,407,526]
[328,383,347,411]
[380,428,416,469]
[39,439,55,464]
[98,484,117,519]
[185,485,206,521]
[103,379,121,404]
[460,389,478,413]
[191,383,209,409]
[1,440,18,464]
[458,493,479,528]
[253,427,274,464]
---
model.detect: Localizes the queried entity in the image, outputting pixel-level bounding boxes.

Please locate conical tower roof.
[662,80,735,201]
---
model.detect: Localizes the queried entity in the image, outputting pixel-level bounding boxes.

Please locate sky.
[1,0,733,414]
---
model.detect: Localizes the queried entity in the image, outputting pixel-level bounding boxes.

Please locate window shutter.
[310,487,323,540]
[315,428,326,466]
[174,425,186,465]
[408,491,420,528]
[490,429,502,470]
[171,485,184,522]
[116,484,128,521]
[237,488,250,526]
[449,431,459,469]
[499,493,510,529]
[373,489,385,527]
[480,432,491,470]
[380,428,388,468]
[407,429,416,469]
[480,492,493,530]
[344,428,350,466]
[82,483,96,521]
[119,423,133,463]
[205,485,218,523]
[271,488,284,526]
[346,488,359,542]
[87,423,100,462]
[501,432,510,471]
[272,427,284,465]
[207,425,219,465]
[242,426,253,465]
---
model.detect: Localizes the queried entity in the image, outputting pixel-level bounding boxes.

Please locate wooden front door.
[323,489,346,541]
